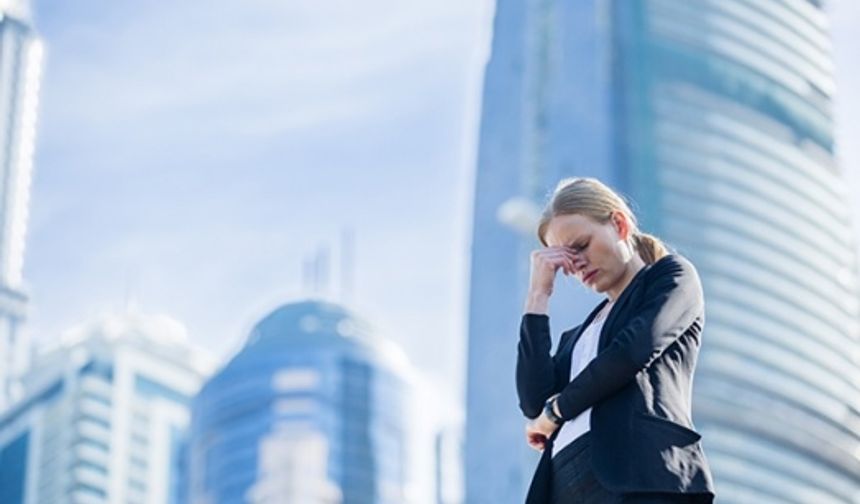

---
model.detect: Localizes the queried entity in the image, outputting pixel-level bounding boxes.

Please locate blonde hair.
[536,177,670,265]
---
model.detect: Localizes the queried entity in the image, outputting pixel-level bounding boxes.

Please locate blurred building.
[0,310,212,504]
[466,1,860,503]
[434,424,464,504]
[189,299,418,504]
[0,0,43,412]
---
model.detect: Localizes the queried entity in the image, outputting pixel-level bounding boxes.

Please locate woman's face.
[543,212,631,294]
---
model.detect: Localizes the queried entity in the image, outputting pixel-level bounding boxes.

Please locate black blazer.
[516,253,716,502]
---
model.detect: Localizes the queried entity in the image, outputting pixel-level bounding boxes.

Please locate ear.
[611,211,630,241]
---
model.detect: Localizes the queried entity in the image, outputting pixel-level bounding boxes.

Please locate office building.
[0,310,212,504]
[465,1,860,502]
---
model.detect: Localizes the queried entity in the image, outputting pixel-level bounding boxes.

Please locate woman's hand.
[524,247,580,313]
[524,395,563,451]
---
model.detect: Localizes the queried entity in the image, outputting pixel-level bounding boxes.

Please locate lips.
[583,270,598,283]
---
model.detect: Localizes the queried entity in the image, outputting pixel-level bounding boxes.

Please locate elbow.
[518,399,542,420]
[516,378,551,419]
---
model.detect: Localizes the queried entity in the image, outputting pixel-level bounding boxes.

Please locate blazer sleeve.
[516,313,580,419]
[554,255,704,422]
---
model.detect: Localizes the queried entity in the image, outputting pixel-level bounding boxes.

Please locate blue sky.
[25,0,493,409]
[22,0,860,418]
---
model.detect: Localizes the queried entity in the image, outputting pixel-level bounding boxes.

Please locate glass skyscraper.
[189,300,415,504]
[465,1,860,503]
[0,0,43,412]
[0,310,212,504]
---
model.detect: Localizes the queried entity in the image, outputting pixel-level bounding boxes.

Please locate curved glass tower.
[630,2,860,502]
[466,1,860,502]
[189,300,412,504]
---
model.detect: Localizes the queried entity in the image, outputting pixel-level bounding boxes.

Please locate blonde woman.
[516,178,716,503]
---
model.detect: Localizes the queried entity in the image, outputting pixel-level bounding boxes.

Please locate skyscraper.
[465,1,622,501]
[0,310,212,504]
[189,300,417,504]
[0,0,43,411]
[465,1,860,503]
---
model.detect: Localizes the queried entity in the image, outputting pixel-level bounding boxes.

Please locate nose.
[570,253,588,274]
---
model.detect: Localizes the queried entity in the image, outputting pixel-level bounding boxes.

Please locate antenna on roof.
[340,226,354,306]
[302,256,314,295]
[316,244,329,298]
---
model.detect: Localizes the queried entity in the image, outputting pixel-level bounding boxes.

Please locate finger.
[539,256,568,276]
[528,438,545,451]
[539,251,579,276]
[543,253,573,272]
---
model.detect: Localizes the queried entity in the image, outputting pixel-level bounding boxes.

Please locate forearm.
[523,291,550,314]
[516,313,557,419]
[553,343,642,421]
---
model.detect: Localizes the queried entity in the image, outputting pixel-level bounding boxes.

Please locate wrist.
[543,395,563,426]
[524,291,551,314]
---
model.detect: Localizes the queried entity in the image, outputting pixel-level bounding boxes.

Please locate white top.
[552,300,615,458]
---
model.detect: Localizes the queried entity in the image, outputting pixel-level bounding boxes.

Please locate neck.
[606,256,646,302]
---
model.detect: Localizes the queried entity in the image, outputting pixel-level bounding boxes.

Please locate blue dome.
[243,299,373,354]
[209,298,412,381]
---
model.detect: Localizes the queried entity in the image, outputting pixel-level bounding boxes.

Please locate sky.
[20,0,860,426]
[25,0,494,413]
[831,0,860,249]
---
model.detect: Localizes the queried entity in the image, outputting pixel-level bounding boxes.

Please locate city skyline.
[16,0,860,476]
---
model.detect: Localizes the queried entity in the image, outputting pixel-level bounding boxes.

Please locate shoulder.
[643,253,704,301]
[645,253,700,281]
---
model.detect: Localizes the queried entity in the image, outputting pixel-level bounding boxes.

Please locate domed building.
[189,300,415,504]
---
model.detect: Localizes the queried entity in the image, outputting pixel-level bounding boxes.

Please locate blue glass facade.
[626,2,860,502]
[467,1,860,502]
[0,431,28,504]
[190,300,409,503]
[465,2,624,502]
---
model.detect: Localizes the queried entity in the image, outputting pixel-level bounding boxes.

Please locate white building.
[0,310,214,504]
[0,0,43,411]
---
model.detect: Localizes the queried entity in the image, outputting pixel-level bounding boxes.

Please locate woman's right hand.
[528,247,580,297]
[524,247,580,314]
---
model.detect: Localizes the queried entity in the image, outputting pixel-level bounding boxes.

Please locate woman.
[516,177,716,503]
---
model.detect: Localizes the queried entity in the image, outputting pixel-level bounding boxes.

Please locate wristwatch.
[543,395,563,425]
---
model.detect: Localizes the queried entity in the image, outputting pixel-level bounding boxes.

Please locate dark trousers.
[550,431,712,503]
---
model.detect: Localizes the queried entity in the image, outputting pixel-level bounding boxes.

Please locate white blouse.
[552,300,615,458]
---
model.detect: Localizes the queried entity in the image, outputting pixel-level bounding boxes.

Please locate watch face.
[545,400,561,424]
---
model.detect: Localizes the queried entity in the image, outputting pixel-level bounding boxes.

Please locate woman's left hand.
[524,396,562,451]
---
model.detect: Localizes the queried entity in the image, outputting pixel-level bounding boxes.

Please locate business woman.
[516,177,717,503]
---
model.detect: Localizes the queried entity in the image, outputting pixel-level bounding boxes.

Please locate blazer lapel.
[598,262,652,350]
